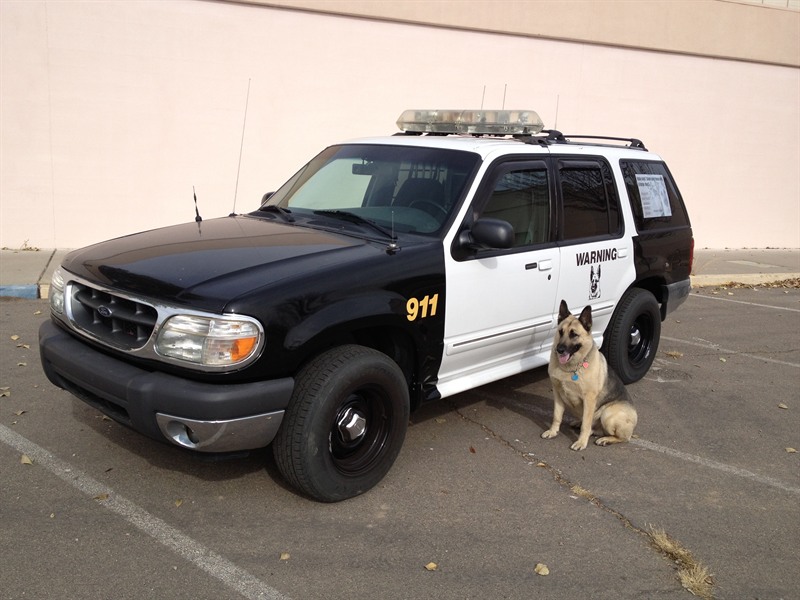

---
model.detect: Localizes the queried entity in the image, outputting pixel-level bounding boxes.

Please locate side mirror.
[470,218,514,249]
[261,192,274,203]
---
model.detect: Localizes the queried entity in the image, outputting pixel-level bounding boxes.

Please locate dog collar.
[571,361,590,381]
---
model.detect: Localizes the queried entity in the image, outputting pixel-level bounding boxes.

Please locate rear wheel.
[273,345,409,502]
[602,288,661,384]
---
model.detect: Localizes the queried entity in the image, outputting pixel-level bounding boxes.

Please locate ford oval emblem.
[97,306,112,318]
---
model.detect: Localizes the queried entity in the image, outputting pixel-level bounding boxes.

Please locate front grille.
[68,282,158,350]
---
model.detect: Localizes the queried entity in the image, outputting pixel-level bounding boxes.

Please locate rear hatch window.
[620,160,690,231]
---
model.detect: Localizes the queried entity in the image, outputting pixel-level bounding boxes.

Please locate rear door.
[553,157,635,342]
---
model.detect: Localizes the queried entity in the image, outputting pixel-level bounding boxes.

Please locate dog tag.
[582,361,589,368]
[571,373,579,381]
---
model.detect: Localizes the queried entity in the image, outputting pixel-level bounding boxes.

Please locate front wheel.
[602,288,661,384]
[273,345,409,502]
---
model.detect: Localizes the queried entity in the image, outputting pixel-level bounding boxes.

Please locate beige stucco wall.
[256,0,800,67]
[1,0,798,250]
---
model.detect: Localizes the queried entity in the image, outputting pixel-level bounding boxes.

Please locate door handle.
[525,259,552,271]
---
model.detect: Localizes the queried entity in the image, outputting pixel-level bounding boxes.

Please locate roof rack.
[540,130,647,151]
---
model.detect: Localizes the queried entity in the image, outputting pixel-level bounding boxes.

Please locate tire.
[273,344,409,502]
[602,288,661,384]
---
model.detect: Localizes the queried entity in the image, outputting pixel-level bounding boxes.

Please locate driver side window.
[481,166,551,247]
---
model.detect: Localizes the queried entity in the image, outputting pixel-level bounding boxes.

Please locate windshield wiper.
[259,205,295,222]
[315,210,396,241]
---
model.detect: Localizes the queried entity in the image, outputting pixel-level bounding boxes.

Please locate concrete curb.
[0,249,67,300]
[691,272,800,288]
[0,284,40,299]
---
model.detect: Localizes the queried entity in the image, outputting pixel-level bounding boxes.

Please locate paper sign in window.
[636,174,672,218]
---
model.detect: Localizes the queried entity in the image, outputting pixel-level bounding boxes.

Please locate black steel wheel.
[602,288,661,384]
[273,345,409,502]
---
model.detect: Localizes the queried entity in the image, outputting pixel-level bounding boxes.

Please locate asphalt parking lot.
[1,286,798,600]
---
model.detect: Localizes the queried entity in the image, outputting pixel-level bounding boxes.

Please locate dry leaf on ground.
[20,454,33,465]
[424,562,438,571]
[280,552,290,561]
[534,563,550,576]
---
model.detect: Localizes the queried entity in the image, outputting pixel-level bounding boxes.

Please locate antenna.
[502,83,507,109]
[480,85,486,110]
[554,94,560,130]
[230,78,252,217]
[387,210,399,254]
[193,185,202,222]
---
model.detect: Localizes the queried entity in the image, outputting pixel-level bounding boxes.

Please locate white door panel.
[438,248,560,397]
[555,239,635,347]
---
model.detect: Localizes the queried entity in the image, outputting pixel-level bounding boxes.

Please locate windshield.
[259,144,480,236]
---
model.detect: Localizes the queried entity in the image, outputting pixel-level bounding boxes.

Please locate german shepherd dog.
[541,300,638,451]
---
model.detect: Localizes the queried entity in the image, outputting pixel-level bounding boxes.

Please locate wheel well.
[301,326,420,408]
[352,327,416,384]
[629,278,665,305]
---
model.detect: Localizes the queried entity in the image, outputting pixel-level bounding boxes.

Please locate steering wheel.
[409,200,448,220]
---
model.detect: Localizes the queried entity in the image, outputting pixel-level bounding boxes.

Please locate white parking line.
[632,438,800,495]
[479,392,800,496]
[0,424,290,600]
[661,335,800,368]
[691,293,800,312]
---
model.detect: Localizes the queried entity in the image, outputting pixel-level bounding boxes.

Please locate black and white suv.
[40,109,693,501]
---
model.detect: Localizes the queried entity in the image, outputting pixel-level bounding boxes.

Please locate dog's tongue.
[558,352,571,365]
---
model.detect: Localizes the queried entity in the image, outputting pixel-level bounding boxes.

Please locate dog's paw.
[596,436,623,446]
[541,429,559,440]
[570,439,588,451]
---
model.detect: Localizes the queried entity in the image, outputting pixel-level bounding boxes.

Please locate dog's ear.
[579,305,592,331]
[558,300,571,323]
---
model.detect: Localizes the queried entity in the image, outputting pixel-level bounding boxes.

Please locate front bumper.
[39,320,294,452]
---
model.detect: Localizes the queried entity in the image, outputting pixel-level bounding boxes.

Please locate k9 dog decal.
[589,264,601,300]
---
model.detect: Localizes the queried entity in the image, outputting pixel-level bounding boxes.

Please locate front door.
[438,160,559,398]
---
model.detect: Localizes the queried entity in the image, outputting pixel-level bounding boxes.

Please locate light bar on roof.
[397,109,544,135]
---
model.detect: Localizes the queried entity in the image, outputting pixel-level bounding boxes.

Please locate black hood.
[62,215,373,312]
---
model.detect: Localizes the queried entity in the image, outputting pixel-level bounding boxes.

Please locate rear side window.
[620,160,690,231]
[558,159,622,241]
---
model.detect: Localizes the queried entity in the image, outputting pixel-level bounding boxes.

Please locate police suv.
[39,110,693,501]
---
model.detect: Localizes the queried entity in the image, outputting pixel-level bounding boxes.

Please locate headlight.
[50,267,65,314]
[155,314,262,367]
